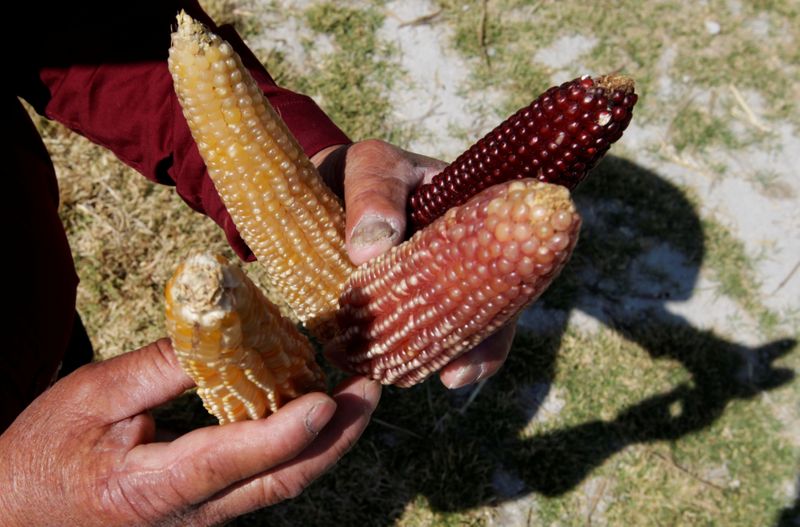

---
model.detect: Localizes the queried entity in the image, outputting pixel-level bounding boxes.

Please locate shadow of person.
[775,479,800,526]
[250,156,795,526]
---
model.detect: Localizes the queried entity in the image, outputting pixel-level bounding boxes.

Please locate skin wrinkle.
[116,473,168,525]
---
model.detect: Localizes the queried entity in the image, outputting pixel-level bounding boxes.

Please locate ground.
[29,0,799,525]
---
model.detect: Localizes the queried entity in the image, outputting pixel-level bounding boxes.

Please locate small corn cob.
[165,252,325,424]
[328,179,580,387]
[168,13,354,332]
[409,74,636,229]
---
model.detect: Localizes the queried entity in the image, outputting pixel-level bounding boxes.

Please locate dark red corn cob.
[409,74,636,229]
[327,179,580,387]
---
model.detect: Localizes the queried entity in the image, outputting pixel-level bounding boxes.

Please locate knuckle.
[261,472,309,504]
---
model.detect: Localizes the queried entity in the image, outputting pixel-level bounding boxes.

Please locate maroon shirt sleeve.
[20,1,350,261]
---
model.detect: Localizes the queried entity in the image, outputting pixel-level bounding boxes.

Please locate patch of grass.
[28,108,233,358]
[669,105,745,154]
[257,1,414,146]
[200,0,263,38]
[437,0,800,167]
[702,217,782,335]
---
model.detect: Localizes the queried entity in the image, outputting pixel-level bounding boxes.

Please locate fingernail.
[304,400,336,435]
[445,364,483,389]
[351,217,398,248]
[362,379,382,409]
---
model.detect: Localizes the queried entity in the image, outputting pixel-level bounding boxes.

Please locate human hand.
[0,339,380,526]
[313,139,516,389]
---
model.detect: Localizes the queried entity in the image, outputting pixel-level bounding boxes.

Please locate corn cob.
[328,179,580,387]
[165,252,325,424]
[168,13,354,332]
[409,74,636,229]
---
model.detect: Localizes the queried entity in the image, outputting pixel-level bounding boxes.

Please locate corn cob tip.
[173,10,214,49]
[595,73,635,94]
[168,253,235,322]
[165,252,326,424]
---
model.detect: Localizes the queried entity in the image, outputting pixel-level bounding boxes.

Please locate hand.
[313,139,516,389]
[0,339,381,526]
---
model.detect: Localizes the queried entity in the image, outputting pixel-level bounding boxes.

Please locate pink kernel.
[511,203,529,222]
[513,223,532,242]
[448,287,464,300]
[489,241,503,258]
[535,262,554,275]
[548,232,570,251]
[477,247,492,263]
[485,215,500,231]
[449,225,467,241]
[535,223,554,240]
[552,210,573,231]
[459,237,478,258]
[521,238,540,255]
[517,256,535,275]
[498,258,515,274]
[536,246,555,263]
[478,230,493,246]
[503,241,521,261]
[495,222,513,242]
[490,276,508,292]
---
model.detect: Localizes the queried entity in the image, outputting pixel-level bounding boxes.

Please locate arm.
[17,0,349,261]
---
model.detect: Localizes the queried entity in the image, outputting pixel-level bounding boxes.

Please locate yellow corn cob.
[168,12,355,332]
[165,252,325,424]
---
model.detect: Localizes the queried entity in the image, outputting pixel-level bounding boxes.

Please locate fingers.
[342,140,446,265]
[59,338,194,422]
[123,391,337,507]
[439,322,517,389]
[195,377,381,523]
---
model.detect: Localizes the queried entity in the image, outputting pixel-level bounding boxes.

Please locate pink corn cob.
[328,179,580,387]
[409,74,636,229]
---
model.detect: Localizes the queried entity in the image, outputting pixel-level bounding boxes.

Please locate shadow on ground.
[156,157,796,525]
[775,479,800,527]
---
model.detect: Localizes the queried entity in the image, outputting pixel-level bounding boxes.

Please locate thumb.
[62,338,194,422]
[342,140,446,265]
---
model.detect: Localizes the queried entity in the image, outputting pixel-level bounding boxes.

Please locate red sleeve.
[20,1,350,261]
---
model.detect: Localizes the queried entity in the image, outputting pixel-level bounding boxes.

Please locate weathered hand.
[313,139,516,389]
[0,339,380,526]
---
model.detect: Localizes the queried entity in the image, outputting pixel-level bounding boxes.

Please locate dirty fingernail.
[351,217,397,248]
[444,364,483,389]
[304,399,337,435]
